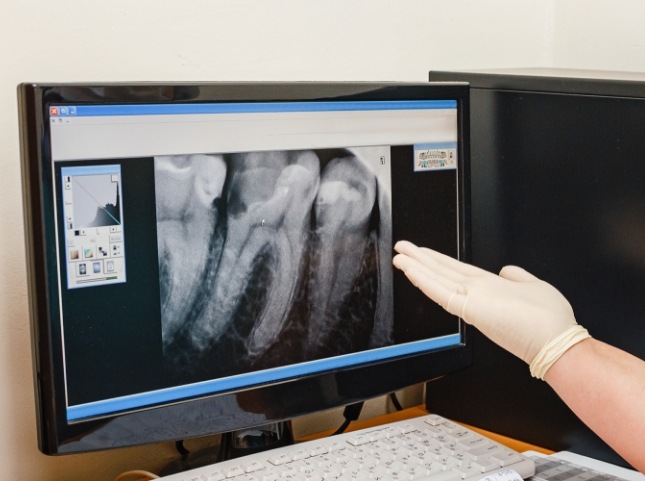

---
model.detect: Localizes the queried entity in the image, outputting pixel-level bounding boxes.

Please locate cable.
[333,401,364,435]
[389,392,404,411]
[175,439,190,456]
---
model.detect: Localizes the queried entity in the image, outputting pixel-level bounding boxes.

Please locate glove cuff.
[530,325,591,380]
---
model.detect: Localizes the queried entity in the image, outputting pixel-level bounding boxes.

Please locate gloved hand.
[392,240,591,379]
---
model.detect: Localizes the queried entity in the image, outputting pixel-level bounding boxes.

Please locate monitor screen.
[18,82,471,455]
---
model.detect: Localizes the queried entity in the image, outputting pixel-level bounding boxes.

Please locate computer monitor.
[18,82,471,458]
[427,69,645,468]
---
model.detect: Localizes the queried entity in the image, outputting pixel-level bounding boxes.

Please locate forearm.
[544,338,645,472]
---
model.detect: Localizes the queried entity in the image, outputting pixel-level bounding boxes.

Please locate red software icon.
[50,107,59,116]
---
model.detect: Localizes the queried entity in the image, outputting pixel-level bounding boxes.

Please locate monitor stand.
[160,421,294,475]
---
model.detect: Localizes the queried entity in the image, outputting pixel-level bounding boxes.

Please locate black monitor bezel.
[18,81,471,454]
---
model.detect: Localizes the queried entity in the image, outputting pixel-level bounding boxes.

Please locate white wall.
[552,1,645,71]
[0,1,642,479]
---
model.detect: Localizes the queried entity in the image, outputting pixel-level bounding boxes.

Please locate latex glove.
[392,241,590,379]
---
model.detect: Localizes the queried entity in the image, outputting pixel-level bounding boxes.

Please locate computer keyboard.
[157,413,536,481]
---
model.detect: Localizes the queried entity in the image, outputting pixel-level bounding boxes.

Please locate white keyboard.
[158,414,536,481]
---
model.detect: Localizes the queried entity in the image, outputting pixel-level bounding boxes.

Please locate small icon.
[60,107,69,115]
[68,106,77,115]
[50,107,59,116]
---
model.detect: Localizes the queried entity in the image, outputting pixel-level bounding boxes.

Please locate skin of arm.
[545,338,645,471]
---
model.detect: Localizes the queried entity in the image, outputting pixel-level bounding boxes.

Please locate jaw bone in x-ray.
[155,147,393,377]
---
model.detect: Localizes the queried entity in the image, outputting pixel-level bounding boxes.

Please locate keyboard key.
[399,423,417,434]
[456,461,487,478]
[309,445,329,457]
[243,461,265,473]
[465,443,503,460]
[223,466,245,478]
[205,473,226,481]
[381,426,402,438]
[267,453,290,466]
[438,421,462,433]
[347,433,372,446]
[328,441,347,452]
[290,448,310,460]
[460,436,493,450]
[425,414,447,426]
[490,450,524,466]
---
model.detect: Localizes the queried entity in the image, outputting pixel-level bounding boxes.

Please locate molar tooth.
[195,150,320,356]
[155,154,226,346]
[307,155,377,352]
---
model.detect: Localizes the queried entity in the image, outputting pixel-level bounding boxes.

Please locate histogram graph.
[69,173,121,229]
[60,164,126,289]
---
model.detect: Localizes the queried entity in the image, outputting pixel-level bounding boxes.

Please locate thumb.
[499,265,540,283]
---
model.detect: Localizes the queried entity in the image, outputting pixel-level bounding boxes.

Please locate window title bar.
[49,100,458,118]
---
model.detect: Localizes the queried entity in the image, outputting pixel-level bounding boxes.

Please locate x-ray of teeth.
[155,148,392,381]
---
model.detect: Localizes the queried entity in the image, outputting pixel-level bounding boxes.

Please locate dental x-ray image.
[154,148,392,382]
